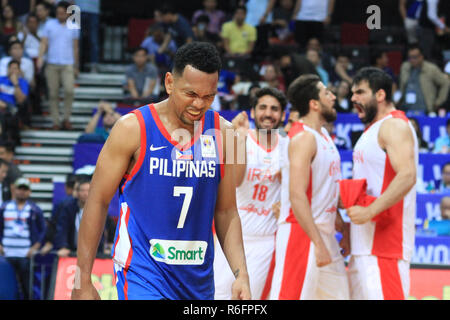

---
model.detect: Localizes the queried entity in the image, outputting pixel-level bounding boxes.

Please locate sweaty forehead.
[177,65,218,94]
[352,80,371,93]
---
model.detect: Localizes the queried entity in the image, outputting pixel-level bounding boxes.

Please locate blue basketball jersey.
[112,104,224,300]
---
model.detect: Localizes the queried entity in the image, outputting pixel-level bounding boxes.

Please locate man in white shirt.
[0,40,34,86]
[37,1,80,131]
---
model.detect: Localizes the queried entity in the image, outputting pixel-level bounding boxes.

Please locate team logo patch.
[200,135,216,158]
[149,239,207,265]
[175,149,193,160]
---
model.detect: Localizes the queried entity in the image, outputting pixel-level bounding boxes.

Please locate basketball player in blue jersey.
[71,42,251,300]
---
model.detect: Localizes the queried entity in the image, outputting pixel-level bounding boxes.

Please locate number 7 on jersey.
[174,186,193,229]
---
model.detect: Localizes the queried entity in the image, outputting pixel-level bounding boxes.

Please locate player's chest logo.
[200,135,216,158]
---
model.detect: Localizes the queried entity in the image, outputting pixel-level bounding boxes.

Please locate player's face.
[317,82,337,122]
[252,95,284,131]
[166,65,218,126]
[351,80,378,125]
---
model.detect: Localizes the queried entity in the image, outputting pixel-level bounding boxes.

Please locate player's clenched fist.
[347,205,375,225]
[231,275,252,300]
[232,111,250,137]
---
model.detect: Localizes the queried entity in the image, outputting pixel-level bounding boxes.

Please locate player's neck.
[371,102,396,125]
[300,113,323,132]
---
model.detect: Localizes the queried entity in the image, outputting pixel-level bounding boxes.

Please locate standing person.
[270,74,350,300]
[37,1,80,130]
[74,0,100,72]
[347,67,418,300]
[292,0,335,47]
[0,177,46,299]
[71,42,251,300]
[214,87,288,300]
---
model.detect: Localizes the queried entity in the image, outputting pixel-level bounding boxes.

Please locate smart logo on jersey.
[149,239,207,265]
[151,242,166,259]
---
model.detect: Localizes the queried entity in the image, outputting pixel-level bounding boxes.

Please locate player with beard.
[346,67,418,300]
[270,74,350,300]
[214,87,288,300]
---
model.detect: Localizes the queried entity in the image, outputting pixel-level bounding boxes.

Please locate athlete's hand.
[71,281,101,300]
[339,223,351,257]
[232,111,250,138]
[231,275,251,300]
[314,243,332,267]
[347,205,375,225]
[272,201,281,220]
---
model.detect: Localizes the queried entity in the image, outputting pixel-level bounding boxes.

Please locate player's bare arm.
[71,114,140,300]
[348,118,416,224]
[214,116,251,300]
[289,131,332,267]
[231,111,249,187]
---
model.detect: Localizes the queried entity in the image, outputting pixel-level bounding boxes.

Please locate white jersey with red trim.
[351,111,418,261]
[279,122,341,235]
[236,130,288,237]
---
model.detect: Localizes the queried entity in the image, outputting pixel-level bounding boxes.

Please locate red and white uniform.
[270,122,349,300]
[214,130,287,300]
[349,110,418,300]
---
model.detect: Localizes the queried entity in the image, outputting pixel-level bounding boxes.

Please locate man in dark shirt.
[160,4,194,47]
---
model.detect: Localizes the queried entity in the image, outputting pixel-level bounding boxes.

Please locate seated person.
[439,162,450,193]
[140,24,177,73]
[81,101,121,143]
[0,60,28,144]
[123,47,159,106]
[433,119,450,154]
[426,196,450,236]
[54,176,104,257]
[193,14,222,49]
[0,40,34,87]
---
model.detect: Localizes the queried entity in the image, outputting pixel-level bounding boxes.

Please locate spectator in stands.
[271,0,295,43]
[330,51,354,86]
[438,162,450,193]
[141,24,176,74]
[441,196,450,219]
[35,2,51,36]
[159,3,194,48]
[221,6,257,58]
[124,47,159,106]
[291,0,335,46]
[37,1,80,131]
[399,0,423,44]
[83,101,121,142]
[333,80,352,113]
[409,117,430,153]
[192,0,226,35]
[306,48,329,86]
[305,37,334,76]
[370,49,397,92]
[425,196,450,236]
[0,4,23,38]
[75,0,100,73]
[40,173,76,255]
[417,0,450,60]
[284,109,299,134]
[433,119,450,153]
[192,14,222,49]
[0,40,34,86]
[0,158,9,206]
[244,0,276,57]
[0,60,29,144]
[399,44,449,115]
[5,0,36,23]
[17,14,41,61]
[0,177,46,299]
[54,176,103,257]
[274,48,319,88]
[260,63,285,92]
[0,141,22,201]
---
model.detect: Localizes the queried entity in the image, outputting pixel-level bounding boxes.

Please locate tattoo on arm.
[233,268,240,278]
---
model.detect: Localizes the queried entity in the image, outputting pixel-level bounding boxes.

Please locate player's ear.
[165,72,174,95]
[375,88,386,103]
